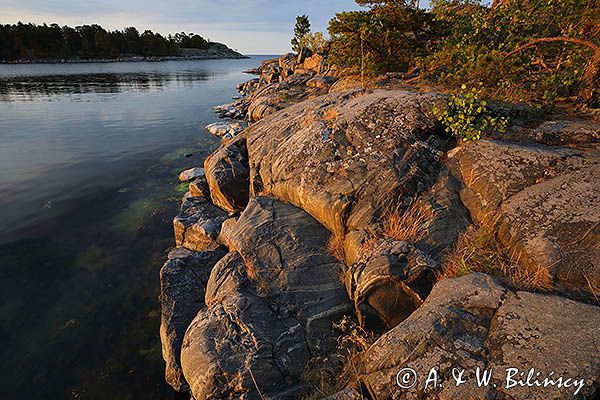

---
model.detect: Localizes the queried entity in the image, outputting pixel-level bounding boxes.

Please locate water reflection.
[0,56,272,400]
[0,71,213,101]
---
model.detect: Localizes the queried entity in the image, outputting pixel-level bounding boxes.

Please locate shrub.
[433,85,509,141]
[422,0,599,106]
[382,200,433,243]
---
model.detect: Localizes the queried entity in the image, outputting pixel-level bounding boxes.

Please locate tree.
[291,15,311,53]
[300,32,330,54]
[328,0,434,75]
[0,23,211,61]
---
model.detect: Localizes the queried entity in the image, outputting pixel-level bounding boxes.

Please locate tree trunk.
[577,49,599,107]
[504,36,600,107]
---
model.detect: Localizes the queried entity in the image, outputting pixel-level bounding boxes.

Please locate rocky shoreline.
[160,52,600,399]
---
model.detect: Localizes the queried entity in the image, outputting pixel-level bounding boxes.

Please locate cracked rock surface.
[247,89,447,237]
[360,273,600,400]
[180,197,351,399]
[453,140,600,297]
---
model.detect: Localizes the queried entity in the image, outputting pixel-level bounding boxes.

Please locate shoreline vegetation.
[0,23,247,64]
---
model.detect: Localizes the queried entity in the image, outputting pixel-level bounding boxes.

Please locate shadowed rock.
[344,238,435,332]
[173,192,228,251]
[159,247,227,392]
[224,197,352,341]
[204,135,250,213]
[181,197,352,399]
[360,273,600,400]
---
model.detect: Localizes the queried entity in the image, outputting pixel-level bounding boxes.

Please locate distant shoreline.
[0,54,250,65]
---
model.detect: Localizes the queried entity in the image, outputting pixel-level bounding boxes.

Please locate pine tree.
[291,15,311,53]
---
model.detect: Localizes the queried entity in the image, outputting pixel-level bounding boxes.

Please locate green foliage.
[328,0,435,76]
[434,85,509,141]
[291,15,312,53]
[0,23,213,61]
[299,32,330,54]
[421,0,599,105]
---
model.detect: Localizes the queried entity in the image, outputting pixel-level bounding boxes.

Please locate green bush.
[434,85,509,141]
[421,0,599,106]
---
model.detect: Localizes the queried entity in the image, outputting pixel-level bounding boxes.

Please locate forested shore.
[0,23,245,62]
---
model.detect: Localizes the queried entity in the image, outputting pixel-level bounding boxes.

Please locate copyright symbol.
[396,368,418,389]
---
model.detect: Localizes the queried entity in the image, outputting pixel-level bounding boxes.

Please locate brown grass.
[301,316,376,400]
[382,201,434,243]
[441,223,553,291]
[243,257,270,297]
[328,234,346,263]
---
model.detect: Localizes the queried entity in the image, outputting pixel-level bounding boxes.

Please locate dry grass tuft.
[441,223,553,291]
[382,201,434,243]
[301,316,376,400]
[328,234,346,263]
[243,257,270,297]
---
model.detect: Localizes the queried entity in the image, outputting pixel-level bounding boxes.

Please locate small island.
[0,23,247,63]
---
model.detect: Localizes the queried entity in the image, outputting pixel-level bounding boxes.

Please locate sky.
[0,0,417,54]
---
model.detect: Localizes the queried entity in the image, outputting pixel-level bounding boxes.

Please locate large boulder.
[181,252,311,399]
[303,53,328,74]
[181,197,352,399]
[360,273,600,400]
[159,247,227,392]
[247,89,446,238]
[204,135,250,213]
[452,140,600,297]
[173,192,228,251]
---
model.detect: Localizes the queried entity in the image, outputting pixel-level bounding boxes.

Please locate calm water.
[0,56,272,399]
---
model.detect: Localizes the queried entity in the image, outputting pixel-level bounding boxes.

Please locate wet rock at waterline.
[188,176,210,198]
[205,121,244,138]
[204,135,250,213]
[178,167,205,183]
[159,246,227,392]
[173,193,228,251]
[359,273,600,400]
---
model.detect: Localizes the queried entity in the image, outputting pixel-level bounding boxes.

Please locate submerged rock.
[159,247,227,392]
[204,135,250,213]
[181,197,351,399]
[360,273,600,400]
